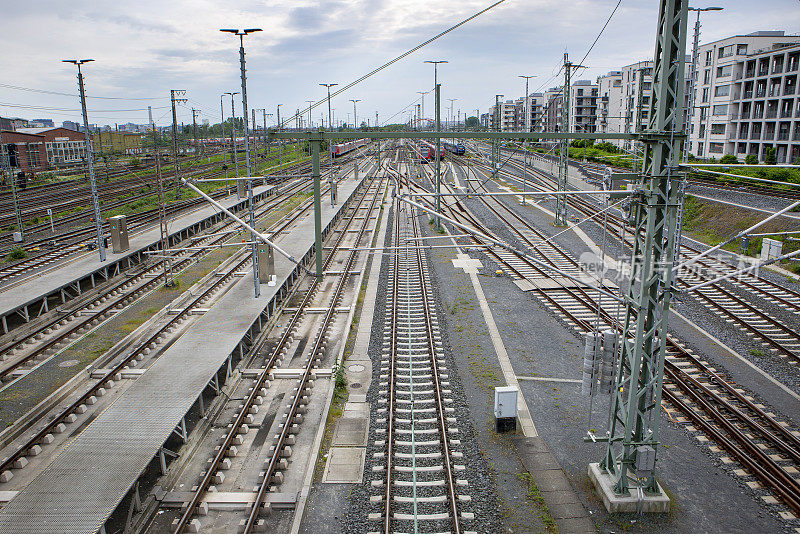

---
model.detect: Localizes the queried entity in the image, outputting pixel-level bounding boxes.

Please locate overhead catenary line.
[280,0,508,129]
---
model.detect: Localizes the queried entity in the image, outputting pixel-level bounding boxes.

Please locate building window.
[26,144,41,168]
[737,44,748,56]
[702,88,709,102]
[703,70,710,84]
[710,123,725,135]
[716,65,732,78]
[709,142,724,153]
[714,84,730,97]
[705,50,712,66]
[712,104,728,116]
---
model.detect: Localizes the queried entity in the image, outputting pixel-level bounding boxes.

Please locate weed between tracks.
[517,472,559,533]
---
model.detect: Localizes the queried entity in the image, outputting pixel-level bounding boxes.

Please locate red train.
[331,139,368,157]
[415,140,442,162]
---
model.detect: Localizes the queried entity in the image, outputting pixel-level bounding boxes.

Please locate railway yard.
[4,2,800,533]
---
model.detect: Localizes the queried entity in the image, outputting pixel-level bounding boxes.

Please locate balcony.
[758,69,769,77]
[752,109,764,119]
[794,132,800,141]
[740,110,751,119]
[751,132,762,140]
[745,69,755,78]
[781,110,794,118]
[786,86,797,96]
[772,65,784,75]
[743,90,754,99]
[777,132,790,141]
[765,110,778,118]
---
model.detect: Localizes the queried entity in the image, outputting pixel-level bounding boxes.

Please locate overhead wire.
[278,0,508,129]
[0,83,166,100]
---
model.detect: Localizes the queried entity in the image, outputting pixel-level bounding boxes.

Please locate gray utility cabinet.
[257,244,275,284]
[109,215,129,253]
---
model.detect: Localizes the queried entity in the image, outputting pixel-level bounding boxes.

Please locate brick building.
[0,131,47,174]
[15,127,88,167]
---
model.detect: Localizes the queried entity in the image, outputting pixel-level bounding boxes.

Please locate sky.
[2,0,799,129]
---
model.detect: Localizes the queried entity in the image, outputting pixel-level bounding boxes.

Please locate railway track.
[171,164,386,533]
[371,198,470,533]
[0,157,369,488]
[0,176,315,390]
[408,159,800,519]
[461,152,800,366]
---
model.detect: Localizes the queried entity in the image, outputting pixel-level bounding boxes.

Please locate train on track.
[331,139,368,157]
[413,140,443,162]
[442,140,465,156]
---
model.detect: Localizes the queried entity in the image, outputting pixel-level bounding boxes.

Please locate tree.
[745,154,758,165]
[764,147,777,165]
[719,154,738,164]
[465,116,479,128]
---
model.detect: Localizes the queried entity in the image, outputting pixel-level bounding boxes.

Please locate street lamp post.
[424,60,448,229]
[417,91,428,129]
[350,99,360,130]
[276,104,283,177]
[447,99,457,131]
[63,59,105,261]
[220,27,262,298]
[320,83,338,170]
[685,6,723,163]
[493,94,504,179]
[224,92,240,182]
[519,75,537,205]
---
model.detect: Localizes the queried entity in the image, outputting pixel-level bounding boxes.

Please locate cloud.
[1,0,797,127]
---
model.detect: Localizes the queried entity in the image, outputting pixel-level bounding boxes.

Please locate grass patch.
[750,348,768,358]
[517,472,558,532]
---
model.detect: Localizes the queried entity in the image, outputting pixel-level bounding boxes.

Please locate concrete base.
[495,417,516,433]
[588,463,670,513]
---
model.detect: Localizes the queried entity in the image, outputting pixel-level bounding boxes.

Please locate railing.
[755,90,766,98]
[793,132,800,141]
[786,86,797,96]
[745,70,755,78]
[777,132,790,141]
[781,110,794,118]
[740,110,751,119]
[751,132,762,140]
[758,70,769,77]
[752,109,764,119]
[743,90,753,99]
[772,65,784,74]
[765,110,778,118]
[734,72,743,80]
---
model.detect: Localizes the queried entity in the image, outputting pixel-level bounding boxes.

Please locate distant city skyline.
[2,1,798,128]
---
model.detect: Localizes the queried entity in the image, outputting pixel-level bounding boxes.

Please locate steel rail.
[239,173,385,533]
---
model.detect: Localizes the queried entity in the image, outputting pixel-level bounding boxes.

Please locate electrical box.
[607,173,637,200]
[109,215,129,253]
[761,237,782,261]
[12,231,22,243]
[494,386,518,433]
[635,445,656,476]
[354,161,359,180]
[257,244,276,286]
[330,179,337,206]
[236,179,246,199]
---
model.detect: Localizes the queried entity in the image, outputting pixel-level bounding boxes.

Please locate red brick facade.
[0,131,47,174]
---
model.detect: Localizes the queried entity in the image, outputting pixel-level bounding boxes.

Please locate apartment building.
[570,80,599,133]
[598,71,623,138]
[688,31,800,162]
[487,100,518,131]
[514,93,544,132]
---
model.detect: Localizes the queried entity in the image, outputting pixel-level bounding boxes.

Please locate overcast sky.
[2,0,798,128]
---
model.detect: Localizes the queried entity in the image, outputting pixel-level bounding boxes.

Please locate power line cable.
[0,83,166,100]
[280,0,508,129]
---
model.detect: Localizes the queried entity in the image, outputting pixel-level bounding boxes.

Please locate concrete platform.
[588,462,671,513]
[0,186,274,334]
[0,175,367,533]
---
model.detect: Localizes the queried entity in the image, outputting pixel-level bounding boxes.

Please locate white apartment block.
[688,31,800,162]
[570,80,599,133]
[598,71,623,139]
[488,100,518,131]
[514,93,544,131]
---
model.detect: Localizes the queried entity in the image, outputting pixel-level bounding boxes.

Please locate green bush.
[745,154,758,165]
[764,147,777,165]
[719,154,738,164]
[4,247,28,262]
